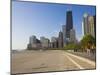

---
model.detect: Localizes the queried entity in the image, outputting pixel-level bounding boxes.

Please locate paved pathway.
[11,50,96,74]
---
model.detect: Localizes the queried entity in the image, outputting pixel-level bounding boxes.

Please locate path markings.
[63,54,84,69]
[66,52,95,67]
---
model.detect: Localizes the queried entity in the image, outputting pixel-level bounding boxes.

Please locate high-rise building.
[28,35,41,50]
[66,11,73,38]
[62,25,67,47]
[83,13,89,35]
[82,21,84,36]
[70,28,76,43]
[29,35,37,45]
[88,16,95,37]
[58,31,63,48]
[40,37,50,49]
[82,13,96,38]
[51,37,58,48]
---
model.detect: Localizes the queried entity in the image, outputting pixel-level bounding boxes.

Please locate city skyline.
[12,1,96,49]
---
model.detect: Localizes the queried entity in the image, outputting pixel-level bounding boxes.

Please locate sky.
[12,1,96,49]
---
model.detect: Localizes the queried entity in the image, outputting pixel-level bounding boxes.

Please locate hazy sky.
[12,1,96,49]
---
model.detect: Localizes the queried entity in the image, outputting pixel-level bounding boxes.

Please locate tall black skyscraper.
[66,11,73,38]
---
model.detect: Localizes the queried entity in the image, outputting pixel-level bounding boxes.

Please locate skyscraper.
[28,35,41,50]
[88,16,95,37]
[70,28,76,43]
[29,35,37,45]
[83,13,89,35]
[66,11,73,38]
[40,37,50,49]
[82,21,84,36]
[58,31,63,48]
[51,37,58,48]
[62,25,67,47]
[82,13,96,38]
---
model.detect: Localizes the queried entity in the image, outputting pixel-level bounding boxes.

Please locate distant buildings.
[88,16,95,37]
[83,13,89,35]
[65,10,76,44]
[62,25,67,47]
[66,11,73,39]
[82,13,96,38]
[58,31,63,48]
[27,35,51,50]
[70,28,76,43]
[29,35,36,45]
[61,10,76,47]
[27,11,96,50]
[82,21,84,36]
[27,35,41,50]
[50,37,58,48]
[40,37,50,49]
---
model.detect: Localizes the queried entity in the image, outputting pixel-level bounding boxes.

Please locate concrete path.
[11,50,96,74]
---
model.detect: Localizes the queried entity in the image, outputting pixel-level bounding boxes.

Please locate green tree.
[64,43,81,51]
[81,34,96,50]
